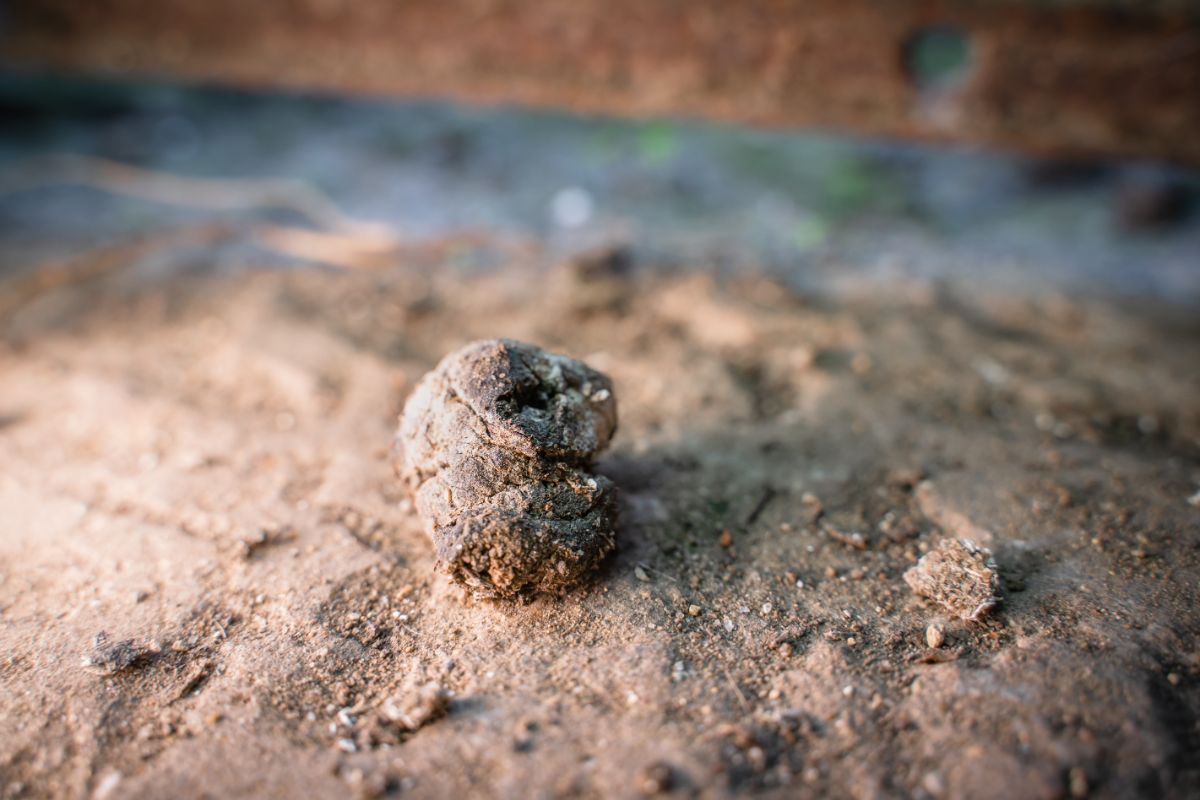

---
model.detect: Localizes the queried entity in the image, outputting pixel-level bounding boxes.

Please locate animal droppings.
[397,339,618,598]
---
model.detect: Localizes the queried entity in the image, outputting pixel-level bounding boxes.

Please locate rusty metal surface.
[3,0,1199,163]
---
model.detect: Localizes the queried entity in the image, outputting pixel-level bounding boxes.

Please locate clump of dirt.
[904,538,1003,621]
[81,632,160,676]
[380,681,449,732]
[396,339,619,598]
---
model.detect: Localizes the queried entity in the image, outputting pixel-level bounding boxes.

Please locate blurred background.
[1,0,1198,305]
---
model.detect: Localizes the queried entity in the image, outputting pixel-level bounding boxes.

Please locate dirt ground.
[1,251,1199,799]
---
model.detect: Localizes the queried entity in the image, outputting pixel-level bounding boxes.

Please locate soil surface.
[1,253,1199,799]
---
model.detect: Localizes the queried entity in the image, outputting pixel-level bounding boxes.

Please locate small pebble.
[93,771,122,800]
[926,623,945,649]
[635,761,675,795]
[719,529,733,548]
[800,493,823,522]
[687,605,702,617]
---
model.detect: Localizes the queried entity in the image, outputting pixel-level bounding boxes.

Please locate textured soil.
[1,254,1199,799]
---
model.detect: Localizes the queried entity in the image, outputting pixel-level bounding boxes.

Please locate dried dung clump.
[904,538,1002,621]
[397,339,618,598]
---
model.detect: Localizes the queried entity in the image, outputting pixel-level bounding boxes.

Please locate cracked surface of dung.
[397,338,619,598]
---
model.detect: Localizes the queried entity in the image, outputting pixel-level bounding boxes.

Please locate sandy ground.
[1,252,1199,799]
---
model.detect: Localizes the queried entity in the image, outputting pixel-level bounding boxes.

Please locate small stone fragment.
[925,623,945,649]
[92,770,122,800]
[1068,767,1089,799]
[380,682,449,732]
[396,339,618,598]
[636,761,675,795]
[922,772,945,797]
[800,492,824,524]
[904,538,1002,621]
